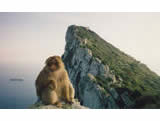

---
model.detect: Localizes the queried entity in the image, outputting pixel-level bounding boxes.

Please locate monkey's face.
[48,84,54,90]
[45,56,63,72]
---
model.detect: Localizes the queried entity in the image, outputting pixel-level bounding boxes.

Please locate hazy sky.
[1,13,160,75]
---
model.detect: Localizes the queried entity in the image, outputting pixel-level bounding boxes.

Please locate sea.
[0,63,40,109]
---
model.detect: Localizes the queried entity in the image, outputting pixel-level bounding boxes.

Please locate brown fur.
[35,56,75,107]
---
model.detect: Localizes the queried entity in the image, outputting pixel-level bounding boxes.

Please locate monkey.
[41,80,62,107]
[35,56,75,107]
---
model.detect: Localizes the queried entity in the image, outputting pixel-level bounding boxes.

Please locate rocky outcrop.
[62,25,136,109]
[30,100,88,109]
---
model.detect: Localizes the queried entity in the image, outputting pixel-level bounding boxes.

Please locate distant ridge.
[10,78,24,81]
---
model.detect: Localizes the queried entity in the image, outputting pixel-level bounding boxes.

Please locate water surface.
[0,63,40,109]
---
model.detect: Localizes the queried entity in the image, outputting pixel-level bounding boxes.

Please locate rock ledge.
[30,100,88,109]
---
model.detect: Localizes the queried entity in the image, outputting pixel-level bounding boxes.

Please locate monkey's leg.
[63,85,70,103]
[69,83,75,104]
[50,90,62,108]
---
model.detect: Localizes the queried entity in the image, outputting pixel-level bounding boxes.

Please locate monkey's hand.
[50,80,57,90]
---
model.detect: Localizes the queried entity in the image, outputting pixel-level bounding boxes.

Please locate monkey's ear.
[56,56,61,59]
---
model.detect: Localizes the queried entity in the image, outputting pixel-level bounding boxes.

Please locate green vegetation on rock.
[73,25,160,97]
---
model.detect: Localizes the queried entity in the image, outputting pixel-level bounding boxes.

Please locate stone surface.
[30,100,88,109]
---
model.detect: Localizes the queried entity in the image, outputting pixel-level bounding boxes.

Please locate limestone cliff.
[62,25,160,109]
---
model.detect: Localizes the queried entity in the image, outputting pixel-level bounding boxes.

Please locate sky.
[0,12,160,75]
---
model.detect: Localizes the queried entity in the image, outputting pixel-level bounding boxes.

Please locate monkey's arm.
[62,70,70,81]
[35,76,41,97]
[35,85,40,97]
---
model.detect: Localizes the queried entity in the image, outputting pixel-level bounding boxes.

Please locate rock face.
[62,25,160,109]
[62,25,129,108]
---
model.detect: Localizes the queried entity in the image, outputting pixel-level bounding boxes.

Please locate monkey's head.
[48,84,54,90]
[45,56,64,72]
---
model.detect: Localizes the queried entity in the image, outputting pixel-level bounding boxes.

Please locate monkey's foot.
[55,102,62,108]
[66,99,75,105]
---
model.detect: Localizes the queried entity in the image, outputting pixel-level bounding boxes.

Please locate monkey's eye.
[47,62,53,67]
[55,61,58,65]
